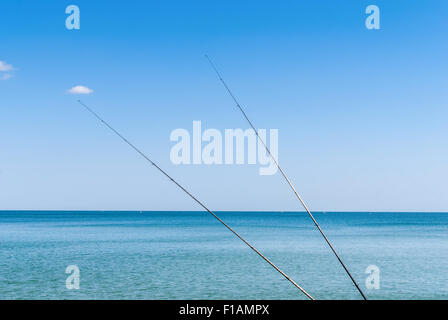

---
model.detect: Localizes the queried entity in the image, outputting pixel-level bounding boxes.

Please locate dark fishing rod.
[76,100,314,300]
[205,55,367,300]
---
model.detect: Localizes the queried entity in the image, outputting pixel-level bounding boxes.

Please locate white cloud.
[1,74,13,80]
[67,85,94,94]
[0,61,13,72]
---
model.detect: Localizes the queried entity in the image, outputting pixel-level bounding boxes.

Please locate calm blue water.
[0,211,447,300]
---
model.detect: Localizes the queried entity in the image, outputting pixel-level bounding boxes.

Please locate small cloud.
[67,85,94,94]
[0,61,14,72]
[1,74,13,80]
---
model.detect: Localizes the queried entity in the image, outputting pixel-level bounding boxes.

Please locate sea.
[0,211,447,300]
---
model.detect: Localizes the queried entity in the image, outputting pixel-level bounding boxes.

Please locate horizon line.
[1,210,447,214]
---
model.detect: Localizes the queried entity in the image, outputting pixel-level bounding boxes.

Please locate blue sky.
[1,0,447,211]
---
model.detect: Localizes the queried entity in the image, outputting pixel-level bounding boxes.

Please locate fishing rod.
[205,55,367,300]
[76,100,314,300]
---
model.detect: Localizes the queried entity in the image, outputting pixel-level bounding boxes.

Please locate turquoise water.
[0,211,447,300]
